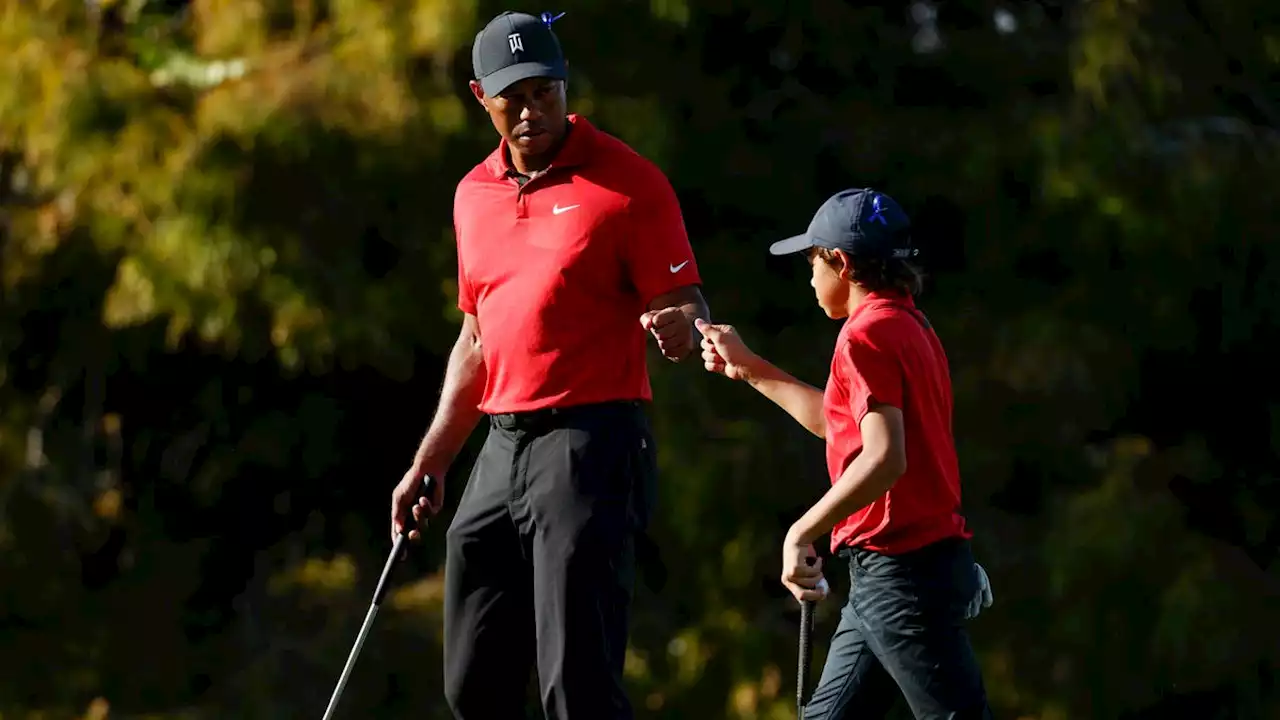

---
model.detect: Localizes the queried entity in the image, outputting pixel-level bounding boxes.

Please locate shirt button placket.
[516,186,529,219]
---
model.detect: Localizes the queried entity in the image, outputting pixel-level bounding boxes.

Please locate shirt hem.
[480,392,654,415]
[832,522,971,556]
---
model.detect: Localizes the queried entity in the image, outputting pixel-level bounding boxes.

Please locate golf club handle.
[376,474,437,605]
[798,599,816,714]
[401,474,438,534]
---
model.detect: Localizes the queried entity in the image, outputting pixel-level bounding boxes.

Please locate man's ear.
[468,80,487,107]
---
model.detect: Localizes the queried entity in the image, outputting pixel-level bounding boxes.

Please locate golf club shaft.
[322,533,405,720]
[322,475,433,720]
[321,590,386,720]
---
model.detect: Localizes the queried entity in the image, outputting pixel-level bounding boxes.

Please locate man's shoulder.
[452,155,502,218]
[586,123,674,189]
[459,149,502,187]
[455,142,504,185]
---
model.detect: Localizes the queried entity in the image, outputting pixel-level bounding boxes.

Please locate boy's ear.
[832,249,853,280]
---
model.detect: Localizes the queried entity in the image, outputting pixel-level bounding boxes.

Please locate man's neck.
[510,150,550,176]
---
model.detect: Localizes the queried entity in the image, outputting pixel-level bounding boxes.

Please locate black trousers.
[803,538,992,720]
[442,400,656,720]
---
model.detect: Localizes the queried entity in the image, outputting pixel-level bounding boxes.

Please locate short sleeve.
[621,168,702,304]
[455,221,476,315]
[841,328,904,422]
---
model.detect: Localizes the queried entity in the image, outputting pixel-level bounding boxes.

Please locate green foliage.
[2,0,1279,718]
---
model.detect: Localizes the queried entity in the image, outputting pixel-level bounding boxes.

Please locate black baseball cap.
[769,188,917,260]
[472,11,567,96]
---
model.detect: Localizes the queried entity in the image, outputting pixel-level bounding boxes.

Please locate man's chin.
[513,132,553,155]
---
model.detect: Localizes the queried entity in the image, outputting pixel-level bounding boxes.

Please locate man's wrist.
[412,450,450,478]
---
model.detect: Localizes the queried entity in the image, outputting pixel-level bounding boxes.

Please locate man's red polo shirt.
[823,291,971,555]
[453,114,701,414]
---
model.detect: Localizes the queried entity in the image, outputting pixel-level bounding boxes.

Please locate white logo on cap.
[508,33,523,54]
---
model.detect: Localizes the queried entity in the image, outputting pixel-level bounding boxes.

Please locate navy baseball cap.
[770,188,917,260]
[472,11,567,97]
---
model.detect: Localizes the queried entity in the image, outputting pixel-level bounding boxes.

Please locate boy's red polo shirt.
[453,114,701,415]
[823,291,971,555]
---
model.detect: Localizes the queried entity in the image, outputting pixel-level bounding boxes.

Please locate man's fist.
[391,469,444,544]
[640,307,694,361]
[695,318,761,381]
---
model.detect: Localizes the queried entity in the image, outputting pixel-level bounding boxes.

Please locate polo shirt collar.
[849,289,917,322]
[485,113,596,180]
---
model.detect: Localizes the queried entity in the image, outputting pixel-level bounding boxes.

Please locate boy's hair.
[812,246,925,296]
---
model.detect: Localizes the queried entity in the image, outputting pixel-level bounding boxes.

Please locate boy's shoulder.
[839,302,914,348]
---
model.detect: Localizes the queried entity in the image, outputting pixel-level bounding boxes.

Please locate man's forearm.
[412,327,486,474]
[788,451,902,545]
[744,361,826,438]
[679,297,712,327]
[678,297,713,357]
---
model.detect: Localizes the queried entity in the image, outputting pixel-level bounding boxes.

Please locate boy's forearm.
[412,325,486,473]
[787,451,903,545]
[744,360,826,438]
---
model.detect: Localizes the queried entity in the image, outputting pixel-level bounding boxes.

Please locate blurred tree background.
[2,0,1278,718]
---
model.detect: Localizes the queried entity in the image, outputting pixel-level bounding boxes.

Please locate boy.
[696,188,994,719]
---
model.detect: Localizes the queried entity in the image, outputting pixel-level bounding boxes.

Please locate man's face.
[470,76,568,158]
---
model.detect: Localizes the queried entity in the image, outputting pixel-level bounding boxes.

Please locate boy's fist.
[695,318,760,381]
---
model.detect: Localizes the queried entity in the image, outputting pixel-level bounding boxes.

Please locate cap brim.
[479,61,566,96]
[768,234,815,256]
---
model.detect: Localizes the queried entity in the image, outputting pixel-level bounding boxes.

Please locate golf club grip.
[377,474,436,603]
[402,474,437,534]
[798,599,816,715]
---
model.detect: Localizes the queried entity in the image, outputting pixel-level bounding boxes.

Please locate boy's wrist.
[740,354,769,385]
[787,521,816,547]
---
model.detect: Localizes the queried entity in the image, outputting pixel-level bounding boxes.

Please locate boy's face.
[807,248,853,319]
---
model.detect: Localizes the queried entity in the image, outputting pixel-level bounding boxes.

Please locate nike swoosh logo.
[552,204,580,215]
[669,260,689,273]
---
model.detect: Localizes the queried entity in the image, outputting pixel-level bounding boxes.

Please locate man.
[699,189,994,718]
[389,10,710,720]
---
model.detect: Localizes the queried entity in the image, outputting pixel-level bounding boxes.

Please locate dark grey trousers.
[442,400,656,720]
[803,537,994,720]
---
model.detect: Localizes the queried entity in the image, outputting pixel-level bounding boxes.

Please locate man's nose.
[520,103,543,122]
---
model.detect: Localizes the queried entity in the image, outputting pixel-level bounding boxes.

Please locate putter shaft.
[322,475,434,720]
[322,533,405,720]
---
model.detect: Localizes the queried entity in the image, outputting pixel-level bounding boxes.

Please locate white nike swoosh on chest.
[552,204,580,215]
[669,260,689,273]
